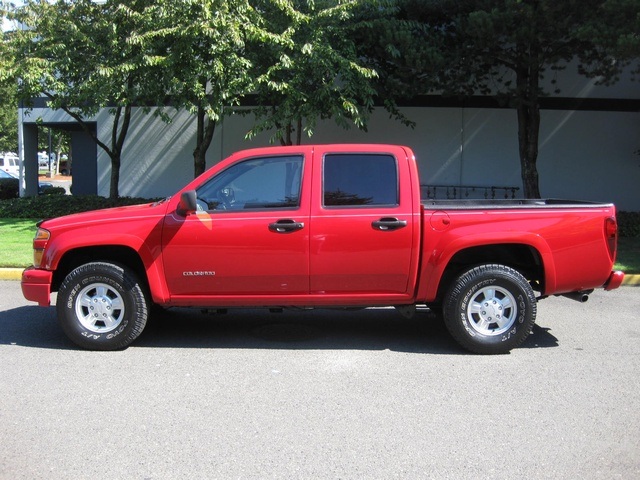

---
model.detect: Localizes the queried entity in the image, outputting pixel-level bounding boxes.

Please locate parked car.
[38,182,54,194]
[0,153,20,177]
[0,169,60,197]
[0,169,19,199]
[38,152,57,170]
[58,155,71,175]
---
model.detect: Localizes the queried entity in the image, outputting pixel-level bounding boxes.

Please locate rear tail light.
[604,217,618,262]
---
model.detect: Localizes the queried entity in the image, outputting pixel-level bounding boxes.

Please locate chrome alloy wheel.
[75,283,125,333]
[467,286,518,336]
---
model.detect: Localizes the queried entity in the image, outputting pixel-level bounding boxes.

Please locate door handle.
[269,219,305,233]
[372,217,407,231]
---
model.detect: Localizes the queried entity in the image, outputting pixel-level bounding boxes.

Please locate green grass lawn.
[1,218,639,273]
[0,218,39,268]
[616,237,640,274]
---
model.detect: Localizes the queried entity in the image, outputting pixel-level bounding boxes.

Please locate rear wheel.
[443,264,537,354]
[56,262,149,350]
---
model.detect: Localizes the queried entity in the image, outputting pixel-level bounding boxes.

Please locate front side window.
[323,154,398,207]
[196,155,303,211]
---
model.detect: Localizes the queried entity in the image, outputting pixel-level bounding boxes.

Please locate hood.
[39,200,170,231]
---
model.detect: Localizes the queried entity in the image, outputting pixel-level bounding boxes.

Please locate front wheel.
[443,264,537,354]
[56,262,149,350]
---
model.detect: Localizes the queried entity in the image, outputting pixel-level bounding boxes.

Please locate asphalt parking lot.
[1,281,638,479]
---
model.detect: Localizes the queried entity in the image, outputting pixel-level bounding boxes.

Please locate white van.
[0,153,20,177]
[38,152,50,169]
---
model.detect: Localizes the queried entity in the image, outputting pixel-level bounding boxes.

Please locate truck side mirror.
[177,190,197,216]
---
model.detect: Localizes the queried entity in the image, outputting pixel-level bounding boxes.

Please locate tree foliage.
[2,0,170,198]
[0,80,17,153]
[246,0,378,145]
[358,0,640,198]
[352,0,444,126]
[2,0,637,199]
[129,0,274,177]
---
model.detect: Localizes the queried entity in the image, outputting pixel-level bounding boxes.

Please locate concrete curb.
[1,267,639,285]
[624,274,640,287]
[0,268,24,281]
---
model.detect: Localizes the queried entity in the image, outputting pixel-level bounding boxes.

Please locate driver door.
[162,153,310,297]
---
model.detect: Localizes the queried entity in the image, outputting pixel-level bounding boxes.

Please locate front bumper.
[21,267,53,306]
[604,270,625,291]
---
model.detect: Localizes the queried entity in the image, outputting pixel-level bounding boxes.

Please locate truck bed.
[422,198,613,209]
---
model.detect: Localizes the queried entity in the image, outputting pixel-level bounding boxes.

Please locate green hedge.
[41,186,67,196]
[1,195,638,237]
[618,211,640,238]
[0,195,159,219]
[0,179,19,200]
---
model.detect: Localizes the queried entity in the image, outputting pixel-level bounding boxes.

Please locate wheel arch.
[52,246,148,293]
[433,243,545,304]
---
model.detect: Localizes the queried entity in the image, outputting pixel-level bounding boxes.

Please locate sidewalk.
[2,267,639,284]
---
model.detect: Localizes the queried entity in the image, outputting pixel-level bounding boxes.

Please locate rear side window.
[323,154,398,207]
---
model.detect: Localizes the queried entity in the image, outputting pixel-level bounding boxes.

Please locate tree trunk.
[193,106,216,178]
[281,121,293,146]
[516,101,541,199]
[109,104,132,199]
[279,118,302,146]
[296,117,302,146]
[515,56,542,199]
[109,152,121,200]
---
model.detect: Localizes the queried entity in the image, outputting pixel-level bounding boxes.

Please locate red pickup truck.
[21,144,624,353]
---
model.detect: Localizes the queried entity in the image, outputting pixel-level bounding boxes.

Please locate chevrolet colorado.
[21,144,624,353]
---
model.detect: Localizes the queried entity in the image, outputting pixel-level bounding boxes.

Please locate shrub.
[2,195,638,238]
[40,186,67,196]
[0,194,160,219]
[0,179,19,200]
[618,211,640,238]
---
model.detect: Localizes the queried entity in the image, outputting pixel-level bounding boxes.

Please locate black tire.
[443,264,537,354]
[56,262,149,350]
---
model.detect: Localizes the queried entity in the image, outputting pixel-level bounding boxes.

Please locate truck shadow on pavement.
[0,305,559,353]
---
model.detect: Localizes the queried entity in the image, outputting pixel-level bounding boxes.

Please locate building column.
[70,129,97,195]
[22,123,39,197]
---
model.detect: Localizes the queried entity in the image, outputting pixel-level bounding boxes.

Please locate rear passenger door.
[309,146,418,299]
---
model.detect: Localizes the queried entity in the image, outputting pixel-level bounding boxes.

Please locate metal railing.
[421,184,520,200]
